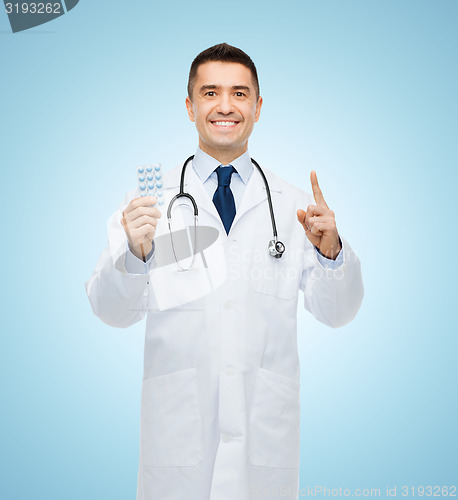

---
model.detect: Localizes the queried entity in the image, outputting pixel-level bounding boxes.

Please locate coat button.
[223,301,232,310]
[222,434,232,443]
[225,367,235,377]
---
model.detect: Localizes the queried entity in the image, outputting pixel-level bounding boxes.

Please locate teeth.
[213,121,237,126]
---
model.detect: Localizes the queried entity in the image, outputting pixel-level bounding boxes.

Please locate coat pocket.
[249,367,300,468]
[248,244,302,301]
[140,367,203,467]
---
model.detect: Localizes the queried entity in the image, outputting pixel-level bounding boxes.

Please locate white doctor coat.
[86,160,364,500]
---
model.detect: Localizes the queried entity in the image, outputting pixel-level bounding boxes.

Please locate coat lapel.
[164,160,221,224]
[231,166,282,231]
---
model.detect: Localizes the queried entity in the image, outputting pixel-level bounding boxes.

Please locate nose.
[215,93,235,115]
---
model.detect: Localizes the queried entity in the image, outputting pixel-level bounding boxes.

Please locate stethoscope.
[167,155,285,271]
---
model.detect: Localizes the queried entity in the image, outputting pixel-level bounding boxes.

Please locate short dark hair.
[187,43,260,101]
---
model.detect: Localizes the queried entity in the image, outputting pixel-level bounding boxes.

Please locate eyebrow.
[199,84,252,94]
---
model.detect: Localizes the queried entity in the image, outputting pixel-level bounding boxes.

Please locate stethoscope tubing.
[167,155,284,263]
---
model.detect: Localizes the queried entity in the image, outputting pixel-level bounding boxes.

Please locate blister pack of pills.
[137,164,164,205]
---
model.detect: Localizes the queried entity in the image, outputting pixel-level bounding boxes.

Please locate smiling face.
[185,61,263,164]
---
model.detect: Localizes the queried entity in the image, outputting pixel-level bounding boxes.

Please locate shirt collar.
[192,147,253,185]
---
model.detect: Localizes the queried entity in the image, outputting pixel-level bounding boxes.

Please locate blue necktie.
[213,165,236,234]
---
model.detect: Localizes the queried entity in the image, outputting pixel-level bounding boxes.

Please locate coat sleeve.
[299,234,364,328]
[85,192,151,328]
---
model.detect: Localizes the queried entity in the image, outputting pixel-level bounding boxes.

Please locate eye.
[235,92,246,97]
[205,91,216,96]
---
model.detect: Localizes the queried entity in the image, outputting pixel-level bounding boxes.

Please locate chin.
[209,136,242,148]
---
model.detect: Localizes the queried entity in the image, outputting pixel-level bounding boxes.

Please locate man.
[86,43,364,500]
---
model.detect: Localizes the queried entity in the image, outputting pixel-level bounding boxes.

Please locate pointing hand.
[297,171,341,260]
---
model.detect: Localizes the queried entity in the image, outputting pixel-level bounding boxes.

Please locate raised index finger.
[310,171,328,208]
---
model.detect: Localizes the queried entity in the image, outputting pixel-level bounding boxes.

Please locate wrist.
[130,242,153,261]
[315,235,342,260]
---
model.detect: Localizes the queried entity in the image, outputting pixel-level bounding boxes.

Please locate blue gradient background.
[1,1,456,498]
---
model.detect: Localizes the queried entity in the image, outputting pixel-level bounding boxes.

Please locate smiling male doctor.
[86,43,364,500]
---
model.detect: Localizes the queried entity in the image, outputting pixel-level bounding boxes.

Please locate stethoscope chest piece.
[268,239,285,259]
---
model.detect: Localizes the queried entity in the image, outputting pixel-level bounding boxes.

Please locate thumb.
[297,209,308,230]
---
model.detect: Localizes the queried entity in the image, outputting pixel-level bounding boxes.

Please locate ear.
[185,96,195,122]
[254,96,263,123]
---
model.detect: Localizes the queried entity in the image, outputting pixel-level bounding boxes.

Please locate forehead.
[195,61,255,88]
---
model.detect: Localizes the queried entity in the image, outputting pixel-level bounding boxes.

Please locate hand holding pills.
[120,164,164,262]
